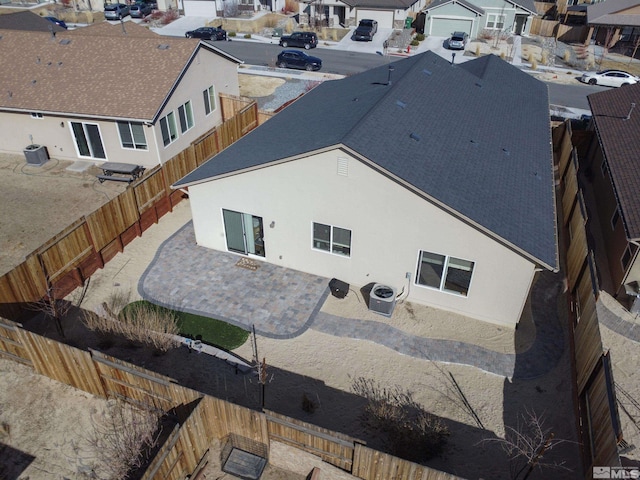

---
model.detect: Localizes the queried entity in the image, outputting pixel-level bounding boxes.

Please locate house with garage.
[0,22,241,169]
[584,85,640,309]
[298,0,428,29]
[416,0,536,38]
[174,51,558,328]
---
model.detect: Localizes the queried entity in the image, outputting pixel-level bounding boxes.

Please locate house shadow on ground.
[15,305,513,479]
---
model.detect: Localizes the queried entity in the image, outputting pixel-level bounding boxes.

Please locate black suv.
[185,26,227,41]
[353,19,378,41]
[279,32,318,50]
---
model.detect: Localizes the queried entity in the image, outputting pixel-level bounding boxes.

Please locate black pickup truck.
[353,19,378,41]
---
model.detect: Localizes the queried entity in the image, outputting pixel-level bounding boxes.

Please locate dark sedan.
[44,16,68,29]
[277,50,322,71]
[185,27,227,41]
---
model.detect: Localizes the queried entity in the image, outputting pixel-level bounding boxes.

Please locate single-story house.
[296,0,428,29]
[585,85,640,306]
[418,0,536,38]
[0,22,241,168]
[174,51,558,328]
[584,0,640,47]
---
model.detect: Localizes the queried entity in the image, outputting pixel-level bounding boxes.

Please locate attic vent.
[409,132,420,142]
[502,148,510,155]
[31,79,36,85]
[396,100,406,109]
[470,139,478,145]
[36,57,41,64]
[422,69,432,76]
[337,157,349,176]
[475,82,482,88]
[158,44,170,50]
[59,39,71,45]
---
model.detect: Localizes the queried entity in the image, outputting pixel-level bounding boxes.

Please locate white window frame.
[486,13,506,30]
[415,250,475,297]
[178,100,194,134]
[312,222,351,257]
[117,121,148,150]
[203,85,216,116]
[70,121,106,160]
[159,111,178,147]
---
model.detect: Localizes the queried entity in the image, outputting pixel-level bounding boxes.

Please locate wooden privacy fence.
[554,120,621,473]
[529,17,588,43]
[0,314,464,480]
[0,96,258,317]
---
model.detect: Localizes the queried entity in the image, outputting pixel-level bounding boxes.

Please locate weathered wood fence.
[0,315,463,480]
[530,17,589,43]
[0,95,258,319]
[554,120,621,477]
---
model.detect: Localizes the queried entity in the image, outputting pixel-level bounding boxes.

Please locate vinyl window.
[416,251,474,296]
[117,121,147,150]
[312,222,351,257]
[486,14,505,30]
[159,111,178,147]
[203,85,216,115]
[178,100,194,133]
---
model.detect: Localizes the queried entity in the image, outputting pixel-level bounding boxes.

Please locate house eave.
[0,107,151,123]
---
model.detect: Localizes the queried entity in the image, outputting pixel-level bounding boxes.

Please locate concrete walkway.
[139,221,566,379]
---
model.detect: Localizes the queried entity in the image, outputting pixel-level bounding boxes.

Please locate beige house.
[175,52,559,328]
[0,22,241,169]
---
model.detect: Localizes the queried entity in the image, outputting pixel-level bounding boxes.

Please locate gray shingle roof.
[588,0,640,27]
[176,52,558,270]
[340,0,420,9]
[588,84,640,239]
[0,11,67,33]
[424,0,485,15]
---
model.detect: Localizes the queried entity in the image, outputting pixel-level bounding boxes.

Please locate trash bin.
[405,17,413,29]
[23,144,49,166]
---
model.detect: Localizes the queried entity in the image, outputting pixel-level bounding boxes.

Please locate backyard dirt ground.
[1,66,639,480]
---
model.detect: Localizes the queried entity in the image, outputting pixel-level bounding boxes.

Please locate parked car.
[104,3,130,20]
[580,70,640,87]
[44,16,68,29]
[185,26,227,41]
[447,31,468,50]
[279,32,318,50]
[130,2,152,18]
[353,19,378,41]
[277,50,322,71]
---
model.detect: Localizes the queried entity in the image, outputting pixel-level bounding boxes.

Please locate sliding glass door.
[222,209,265,257]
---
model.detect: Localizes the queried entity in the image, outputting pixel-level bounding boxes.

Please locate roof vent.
[409,132,420,142]
[475,82,482,88]
[625,102,636,121]
[423,69,432,76]
[470,139,478,145]
[353,97,359,102]
[36,57,40,64]
[59,39,71,45]
[502,148,510,155]
[396,100,406,109]
[31,79,36,85]
[158,44,170,50]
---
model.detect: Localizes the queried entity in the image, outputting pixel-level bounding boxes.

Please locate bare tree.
[481,408,573,479]
[86,400,162,480]
[351,376,449,462]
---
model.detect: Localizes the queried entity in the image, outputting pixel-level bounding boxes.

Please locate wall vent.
[337,157,348,176]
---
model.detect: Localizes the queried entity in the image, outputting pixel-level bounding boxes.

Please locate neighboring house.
[0,22,241,168]
[0,11,67,33]
[584,0,640,47]
[299,0,428,29]
[418,0,537,38]
[585,85,640,305]
[174,51,558,328]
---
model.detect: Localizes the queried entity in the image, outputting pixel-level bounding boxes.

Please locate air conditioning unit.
[369,284,397,317]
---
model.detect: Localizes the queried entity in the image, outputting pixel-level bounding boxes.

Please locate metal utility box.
[23,144,49,166]
[369,284,397,317]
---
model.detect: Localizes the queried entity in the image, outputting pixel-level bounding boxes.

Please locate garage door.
[430,18,472,37]
[357,9,394,29]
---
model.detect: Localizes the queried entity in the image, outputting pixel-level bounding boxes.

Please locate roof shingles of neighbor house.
[176,52,558,271]
[0,11,66,32]
[424,0,486,14]
[0,23,241,122]
[587,0,640,27]
[588,85,640,239]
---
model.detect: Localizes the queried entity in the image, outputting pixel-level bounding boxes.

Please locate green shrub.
[410,39,419,46]
[244,33,252,39]
[415,33,425,41]
[228,31,236,37]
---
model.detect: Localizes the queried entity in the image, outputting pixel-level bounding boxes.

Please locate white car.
[580,70,639,87]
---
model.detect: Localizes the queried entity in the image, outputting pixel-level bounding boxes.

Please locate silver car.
[104,3,130,20]
[448,32,468,50]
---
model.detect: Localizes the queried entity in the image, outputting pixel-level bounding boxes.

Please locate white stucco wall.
[188,149,537,327]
